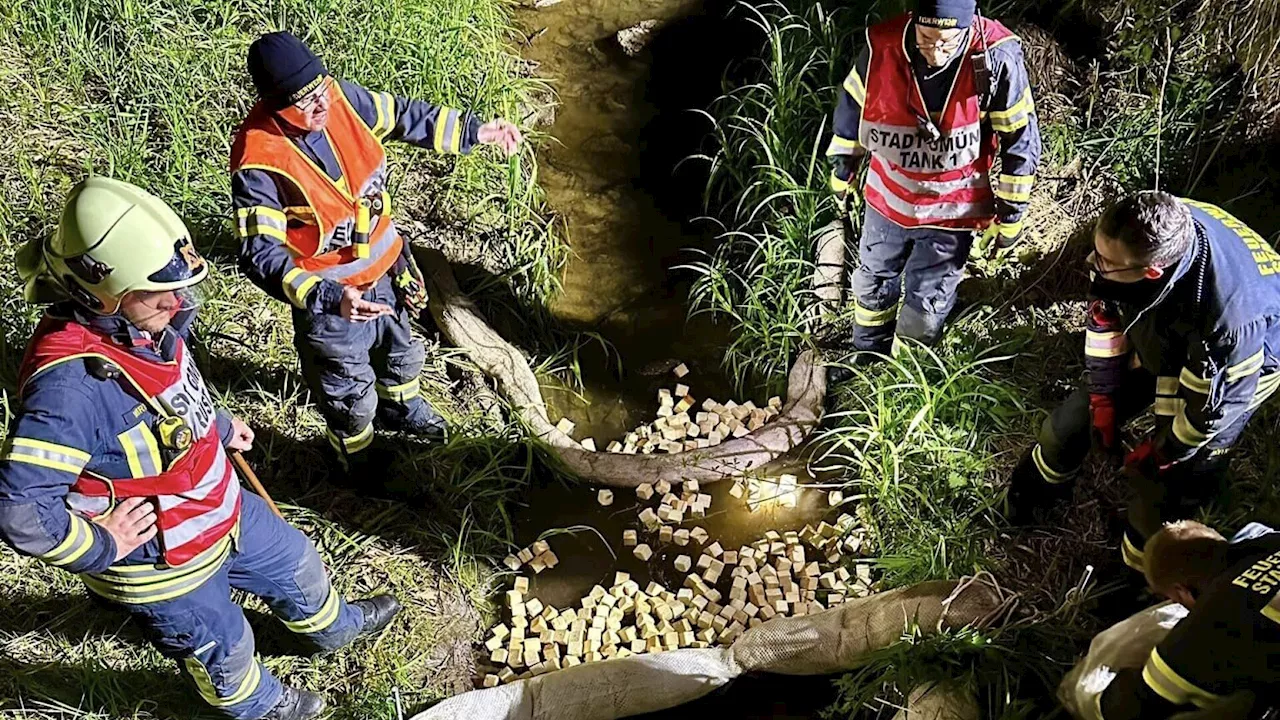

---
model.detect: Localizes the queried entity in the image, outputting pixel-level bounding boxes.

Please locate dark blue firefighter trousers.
[292,273,426,458]
[851,205,976,353]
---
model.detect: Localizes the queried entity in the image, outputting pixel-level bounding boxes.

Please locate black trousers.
[1024,368,1255,570]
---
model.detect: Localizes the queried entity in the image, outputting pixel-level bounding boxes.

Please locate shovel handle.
[231,450,285,520]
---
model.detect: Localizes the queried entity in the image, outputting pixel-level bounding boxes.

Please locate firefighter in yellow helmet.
[2,177,400,720]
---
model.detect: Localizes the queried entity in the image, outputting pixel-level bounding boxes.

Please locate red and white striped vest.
[20,318,241,566]
[859,13,1012,229]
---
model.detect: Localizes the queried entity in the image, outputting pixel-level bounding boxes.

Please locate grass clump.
[817,319,1029,586]
[685,1,864,390]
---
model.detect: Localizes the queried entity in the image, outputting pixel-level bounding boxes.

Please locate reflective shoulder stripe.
[185,655,263,708]
[1156,376,1179,396]
[370,90,387,137]
[1141,647,1221,708]
[433,108,465,154]
[375,92,397,139]
[988,87,1034,132]
[1226,349,1265,382]
[1178,367,1212,395]
[1262,592,1280,625]
[989,87,1034,120]
[3,437,91,475]
[826,134,861,156]
[376,377,421,403]
[1172,408,1211,447]
[118,423,163,478]
[41,513,96,567]
[282,585,341,634]
[235,206,287,241]
[282,267,323,310]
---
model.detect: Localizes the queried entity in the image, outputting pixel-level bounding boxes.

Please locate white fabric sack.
[414,580,1002,720]
[1058,602,1188,720]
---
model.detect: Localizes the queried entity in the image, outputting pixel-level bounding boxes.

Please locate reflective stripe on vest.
[230,82,403,287]
[20,319,241,567]
[859,13,1011,229]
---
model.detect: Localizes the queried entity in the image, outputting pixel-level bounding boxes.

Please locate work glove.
[1124,438,1172,481]
[1089,393,1118,452]
[829,151,865,199]
[981,218,1024,255]
[391,253,429,317]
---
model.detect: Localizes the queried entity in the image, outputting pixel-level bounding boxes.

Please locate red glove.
[1089,393,1117,451]
[1124,438,1166,475]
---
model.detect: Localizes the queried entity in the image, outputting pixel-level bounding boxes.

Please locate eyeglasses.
[914,28,967,52]
[294,77,332,112]
[1085,250,1147,277]
[916,37,966,51]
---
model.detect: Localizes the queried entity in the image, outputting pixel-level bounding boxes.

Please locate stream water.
[518,0,741,444]
[500,1,842,715]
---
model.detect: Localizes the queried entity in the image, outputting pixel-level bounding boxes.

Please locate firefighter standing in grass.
[826,0,1041,360]
[1008,192,1280,574]
[0,177,401,720]
[230,32,521,471]
[1095,520,1279,719]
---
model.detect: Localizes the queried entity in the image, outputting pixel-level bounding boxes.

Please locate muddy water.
[518,0,740,443]
[505,3,842,714]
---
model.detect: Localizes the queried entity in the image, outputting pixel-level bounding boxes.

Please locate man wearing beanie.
[826,0,1041,361]
[231,31,522,473]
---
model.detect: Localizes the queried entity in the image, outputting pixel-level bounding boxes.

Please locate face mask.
[1089,273,1169,307]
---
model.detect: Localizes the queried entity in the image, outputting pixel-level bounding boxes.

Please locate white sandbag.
[416,649,738,720]
[414,580,1006,720]
[1058,602,1188,720]
[891,683,979,720]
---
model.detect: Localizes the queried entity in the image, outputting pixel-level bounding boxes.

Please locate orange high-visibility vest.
[860,13,1014,229]
[19,317,241,567]
[230,82,402,287]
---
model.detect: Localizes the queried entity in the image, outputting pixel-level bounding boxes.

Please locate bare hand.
[340,285,394,322]
[477,119,523,156]
[227,416,255,452]
[94,497,158,561]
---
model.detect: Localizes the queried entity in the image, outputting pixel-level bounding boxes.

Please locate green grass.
[0,0,562,717]
[684,0,862,391]
[816,322,1029,587]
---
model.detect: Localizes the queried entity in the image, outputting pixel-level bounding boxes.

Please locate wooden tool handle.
[231,450,284,519]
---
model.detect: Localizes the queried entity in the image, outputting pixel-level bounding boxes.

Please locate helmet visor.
[146,236,207,286]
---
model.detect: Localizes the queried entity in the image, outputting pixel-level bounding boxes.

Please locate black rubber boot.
[1004,447,1073,525]
[353,594,402,638]
[376,398,448,441]
[262,686,326,720]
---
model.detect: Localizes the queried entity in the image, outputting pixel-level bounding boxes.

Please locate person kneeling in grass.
[230,31,522,475]
[1094,520,1279,719]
